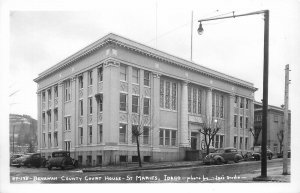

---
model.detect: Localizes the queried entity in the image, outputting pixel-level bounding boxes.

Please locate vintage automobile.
[10,154,24,166]
[250,146,273,160]
[12,153,46,168]
[203,147,243,165]
[47,151,78,170]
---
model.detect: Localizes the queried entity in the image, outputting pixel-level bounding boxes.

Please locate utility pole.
[283,64,290,175]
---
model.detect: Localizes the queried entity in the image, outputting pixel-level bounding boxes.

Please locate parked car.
[12,153,47,168]
[203,147,243,165]
[47,151,78,170]
[277,150,291,158]
[251,146,273,160]
[242,151,257,161]
[10,154,24,166]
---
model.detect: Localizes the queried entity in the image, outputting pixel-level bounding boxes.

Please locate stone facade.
[34,33,257,166]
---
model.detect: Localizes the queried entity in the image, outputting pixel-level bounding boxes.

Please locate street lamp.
[198,10,269,180]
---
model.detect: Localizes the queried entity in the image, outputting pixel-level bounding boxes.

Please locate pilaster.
[37,92,41,152]
[70,76,76,151]
[179,81,189,147]
[226,93,235,147]
[152,73,160,148]
[57,82,64,150]
[206,88,213,121]
[103,59,120,145]
[92,68,98,146]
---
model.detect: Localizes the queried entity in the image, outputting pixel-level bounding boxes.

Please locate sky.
[6,0,300,120]
[1,0,300,192]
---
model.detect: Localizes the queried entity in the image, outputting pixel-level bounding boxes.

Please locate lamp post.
[198,10,269,180]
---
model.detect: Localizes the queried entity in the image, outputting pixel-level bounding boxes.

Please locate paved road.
[10,158,289,183]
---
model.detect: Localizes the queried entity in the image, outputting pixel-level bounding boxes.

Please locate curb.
[82,163,201,173]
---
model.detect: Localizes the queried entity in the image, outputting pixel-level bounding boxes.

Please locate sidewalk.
[81,160,290,182]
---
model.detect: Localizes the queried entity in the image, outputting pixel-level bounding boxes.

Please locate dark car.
[277,150,291,158]
[47,151,78,170]
[203,147,243,165]
[251,146,273,160]
[12,153,46,168]
[10,154,24,166]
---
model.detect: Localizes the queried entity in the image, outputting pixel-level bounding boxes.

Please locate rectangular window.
[234,115,237,128]
[48,89,52,101]
[197,89,202,114]
[220,135,224,148]
[143,127,149,145]
[165,130,170,146]
[165,81,170,109]
[47,111,51,123]
[48,133,52,147]
[245,117,249,129]
[188,87,192,113]
[246,99,249,109]
[239,137,243,149]
[235,96,238,103]
[245,137,248,150]
[132,125,138,144]
[120,93,127,111]
[132,95,139,113]
[143,98,150,115]
[88,71,93,86]
[97,124,103,144]
[240,97,244,108]
[79,100,83,116]
[192,88,197,113]
[88,126,92,144]
[54,85,58,98]
[171,83,177,110]
[159,129,164,145]
[119,124,127,143]
[240,116,243,128]
[79,127,83,145]
[144,71,150,86]
[220,95,224,118]
[54,108,58,122]
[87,156,92,166]
[88,97,93,114]
[234,136,237,148]
[98,66,103,82]
[97,94,103,113]
[79,75,83,89]
[64,117,71,131]
[54,132,58,147]
[132,68,139,84]
[42,91,46,102]
[64,80,71,102]
[212,93,215,117]
[171,130,177,146]
[120,65,127,81]
[97,155,102,166]
[216,94,220,117]
[65,141,71,151]
[160,79,164,108]
[42,133,46,147]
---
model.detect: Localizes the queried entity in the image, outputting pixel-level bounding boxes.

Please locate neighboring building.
[253,101,291,154]
[9,114,38,154]
[34,33,257,166]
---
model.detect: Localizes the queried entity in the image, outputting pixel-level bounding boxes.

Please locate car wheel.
[234,157,240,163]
[216,158,223,165]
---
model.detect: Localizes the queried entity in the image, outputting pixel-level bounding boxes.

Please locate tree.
[277,130,284,154]
[249,126,262,146]
[130,97,152,168]
[199,118,221,155]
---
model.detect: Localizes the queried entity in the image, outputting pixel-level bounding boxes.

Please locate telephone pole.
[283,64,290,175]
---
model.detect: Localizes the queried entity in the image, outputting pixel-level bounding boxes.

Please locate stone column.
[179,81,189,147]
[152,73,160,149]
[37,92,41,152]
[70,76,76,152]
[92,68,98,146]
[103,59,120,145]
[127,66,132,145]
[57,82,64,150]
[206,88,213,121]
[226,93,235,147]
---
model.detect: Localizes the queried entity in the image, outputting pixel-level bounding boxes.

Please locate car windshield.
[52,152,69,157]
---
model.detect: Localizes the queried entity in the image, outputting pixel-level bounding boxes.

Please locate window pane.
[120,65,126,81]
[165,81,170,109]
[144,71,150,86]
[120,94,127,111]
[171,83,177,110]
[171,130,176,146]
[160,79,164,108]
[143,98,150,115]
[143,127,149,145]
[188,87,192,113]
[119,124,127,143]
[132,96,139,113]
[165,130,170,146]
[159,129,164,145]
[132,68,139,84]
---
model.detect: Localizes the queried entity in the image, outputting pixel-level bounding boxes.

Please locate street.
[10,158,290,183]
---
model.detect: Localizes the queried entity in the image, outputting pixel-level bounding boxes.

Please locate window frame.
[120,93,127,112]
[144,71,150,86]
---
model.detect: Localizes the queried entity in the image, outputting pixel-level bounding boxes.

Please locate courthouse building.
[34,33,257,166]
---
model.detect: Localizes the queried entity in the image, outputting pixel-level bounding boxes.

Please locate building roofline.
[34,33,257,91]
[254,101,291,113]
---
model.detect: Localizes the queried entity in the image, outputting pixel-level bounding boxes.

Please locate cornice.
[34,33,257,91]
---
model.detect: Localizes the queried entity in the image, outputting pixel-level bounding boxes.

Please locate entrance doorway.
[191,132,198,150]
